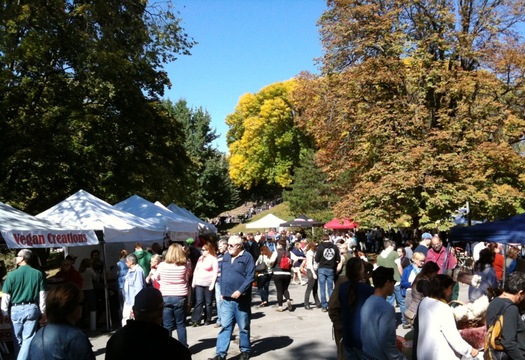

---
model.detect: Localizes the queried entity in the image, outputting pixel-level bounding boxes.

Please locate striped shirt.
[155,261,190,297]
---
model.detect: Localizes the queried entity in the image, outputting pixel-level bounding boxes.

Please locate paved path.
[90,281,336,360]
[88,281,470,360]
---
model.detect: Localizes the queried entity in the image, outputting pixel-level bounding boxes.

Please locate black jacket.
[105,320,191,360]
[315,241,340,270]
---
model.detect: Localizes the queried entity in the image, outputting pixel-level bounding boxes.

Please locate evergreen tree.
[163,99,240,218]
[283,148,335,222]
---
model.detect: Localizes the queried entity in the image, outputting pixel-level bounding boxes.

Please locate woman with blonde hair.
[154,243,191,348]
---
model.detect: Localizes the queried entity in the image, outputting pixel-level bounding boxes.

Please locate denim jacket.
[28,323,95,360]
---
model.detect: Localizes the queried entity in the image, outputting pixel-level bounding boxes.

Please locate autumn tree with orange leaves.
[293,0,525,229]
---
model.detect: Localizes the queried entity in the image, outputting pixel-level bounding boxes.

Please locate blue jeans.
[317,267,334,309]
[163,295,188,347]
[11,303,40,360]
[216,298,250,356]
[387,284,406,325]
[191,285,213,323]
[215,281,223,325]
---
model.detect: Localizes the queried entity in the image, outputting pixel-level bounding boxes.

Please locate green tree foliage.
[226,80,314,196]
[0,0,195,212]
[293,0,525,229]
[283,148,335,222]
[163,99,240,218]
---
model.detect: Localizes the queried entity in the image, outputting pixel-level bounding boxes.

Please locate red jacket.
[493,253,504,281]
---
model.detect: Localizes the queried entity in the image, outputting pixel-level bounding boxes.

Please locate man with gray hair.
[208,235,255,360]
[1,249,46,360]
[122,253,145,326]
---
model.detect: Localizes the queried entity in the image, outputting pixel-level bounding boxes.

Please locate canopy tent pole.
[93,230,112,332]
[101,239,112,331]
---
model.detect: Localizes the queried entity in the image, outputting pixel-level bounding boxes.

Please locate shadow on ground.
[190,336,220,355]
[190,335,296,359]
[250,311,266,320]
[250,336,293,356]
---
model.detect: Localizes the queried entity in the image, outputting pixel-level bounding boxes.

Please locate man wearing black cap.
[360,266,407,360]
[105,287,191,359]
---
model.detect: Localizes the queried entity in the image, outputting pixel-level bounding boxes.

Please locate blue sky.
[164,0,327,153]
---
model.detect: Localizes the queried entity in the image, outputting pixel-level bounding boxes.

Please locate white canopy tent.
[246,213,286,230]
[166,203,217,234]
[0,201,98,248]
[37,190,165,243]
[114,195,198,240]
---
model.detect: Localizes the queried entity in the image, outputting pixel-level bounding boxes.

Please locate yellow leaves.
[237,93,258,113]
[226,79,307,190]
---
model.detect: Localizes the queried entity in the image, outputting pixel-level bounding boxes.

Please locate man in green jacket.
[134,242,152,274]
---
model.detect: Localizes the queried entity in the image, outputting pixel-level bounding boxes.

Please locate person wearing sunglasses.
[208,235,255,360]
[1,249,46,360]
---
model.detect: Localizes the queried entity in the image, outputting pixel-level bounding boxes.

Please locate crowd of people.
[0,228,524,360]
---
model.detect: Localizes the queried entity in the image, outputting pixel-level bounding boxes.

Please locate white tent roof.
[114,195,198,234]
[0,201,99,248]
[246,213,286,229]
[166,203,217,233]
[37,190,165,243]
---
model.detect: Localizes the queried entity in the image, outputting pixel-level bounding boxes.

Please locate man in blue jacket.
[208,235,255,360]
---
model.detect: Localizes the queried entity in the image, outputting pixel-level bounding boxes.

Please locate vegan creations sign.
[2,230,98,248]
[0,201,99,249]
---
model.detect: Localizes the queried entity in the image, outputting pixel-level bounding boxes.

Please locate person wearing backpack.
[269,239,293,312]
[485,271,525,360]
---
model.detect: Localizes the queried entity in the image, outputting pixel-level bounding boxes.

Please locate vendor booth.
[279,214,325,228]
[0,201,99,353]
[450,212,525,245]
[245,213,286,230]
[323,218,359,230]
[37,190,167,331]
